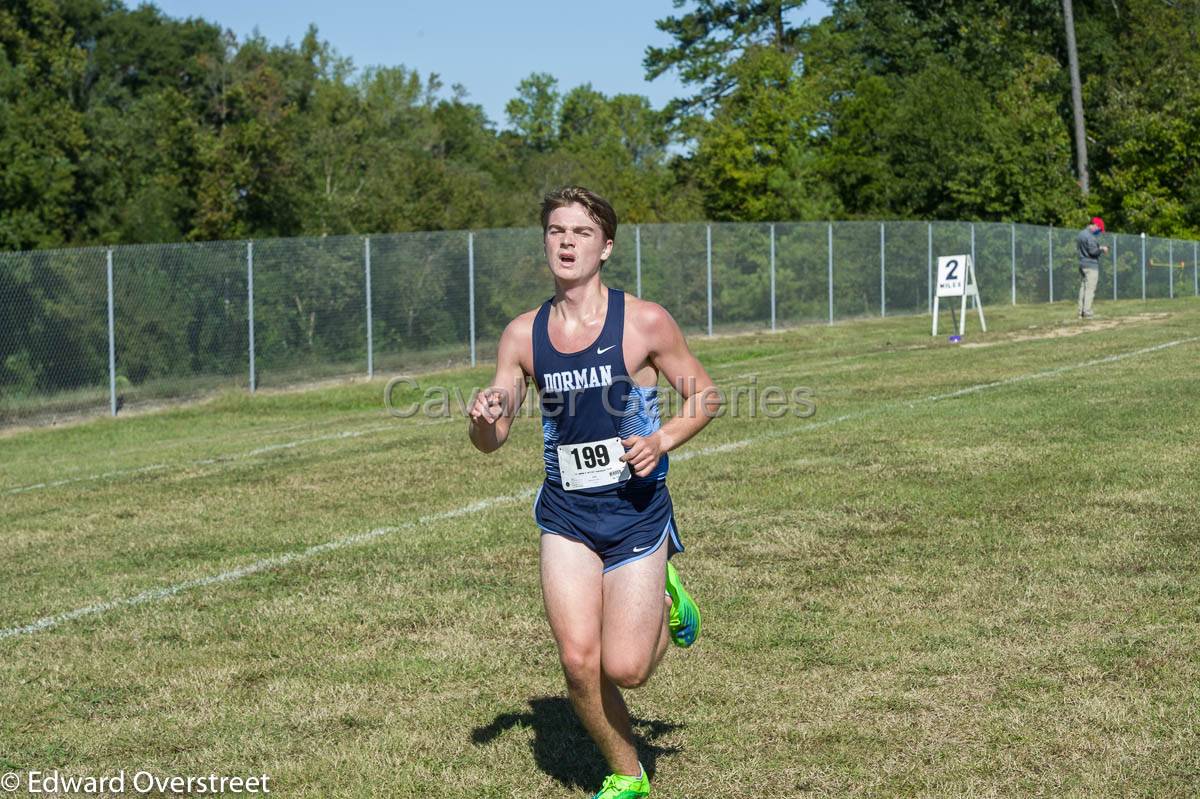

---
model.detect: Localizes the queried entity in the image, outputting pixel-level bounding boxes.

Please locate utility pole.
[1063,0,1090,195]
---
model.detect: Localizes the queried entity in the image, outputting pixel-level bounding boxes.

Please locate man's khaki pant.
[1078,266,1099,316]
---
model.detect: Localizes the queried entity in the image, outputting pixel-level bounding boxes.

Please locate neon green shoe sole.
[592,767,650,798]
[666,561,700,648]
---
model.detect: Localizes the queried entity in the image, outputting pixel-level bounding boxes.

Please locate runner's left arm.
[621,305,721,477]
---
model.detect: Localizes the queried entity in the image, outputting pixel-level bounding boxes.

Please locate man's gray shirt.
[1077,228,1104,269]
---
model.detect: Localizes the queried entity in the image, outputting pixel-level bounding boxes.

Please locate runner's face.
[545,204,613,282]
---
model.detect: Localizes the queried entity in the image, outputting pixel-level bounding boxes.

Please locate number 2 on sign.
[945,259,959,281]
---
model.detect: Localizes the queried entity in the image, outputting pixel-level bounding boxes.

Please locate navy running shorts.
[533,479,684,572]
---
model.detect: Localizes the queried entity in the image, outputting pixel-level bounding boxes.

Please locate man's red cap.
[1091,217,1105,232]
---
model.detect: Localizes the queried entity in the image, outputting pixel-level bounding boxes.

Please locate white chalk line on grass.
[2,421,437,496]
[0,488,537,640]
[2,336,1195,641]
[920,337,1198,403]
[13,334,1184,498]
[4,429,385,496]
[0,339,986,496]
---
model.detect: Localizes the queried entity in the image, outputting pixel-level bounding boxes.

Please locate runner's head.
[541,186,616,281]
[542,187,617,244]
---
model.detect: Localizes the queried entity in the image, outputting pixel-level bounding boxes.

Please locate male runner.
[469,186,720,799]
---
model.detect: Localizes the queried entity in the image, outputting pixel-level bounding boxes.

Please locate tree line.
[2,0,1199,405]
[2,0,1198,252]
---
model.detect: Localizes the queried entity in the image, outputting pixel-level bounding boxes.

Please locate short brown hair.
[540,186,618,244]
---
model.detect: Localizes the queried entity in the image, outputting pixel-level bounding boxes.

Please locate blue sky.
[147,1,829,128]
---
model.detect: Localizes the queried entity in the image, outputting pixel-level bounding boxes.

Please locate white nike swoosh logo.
[632,545,651,553]
[597,345,616,354]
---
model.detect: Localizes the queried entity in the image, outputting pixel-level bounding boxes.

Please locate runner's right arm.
[469,318,530,453]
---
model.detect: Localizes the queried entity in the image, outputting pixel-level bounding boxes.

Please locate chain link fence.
[2,222,1197,426]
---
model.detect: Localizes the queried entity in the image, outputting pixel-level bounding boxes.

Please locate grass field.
[2,298,1199,798]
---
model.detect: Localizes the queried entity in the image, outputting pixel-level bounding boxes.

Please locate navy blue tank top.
[532,288,668,494]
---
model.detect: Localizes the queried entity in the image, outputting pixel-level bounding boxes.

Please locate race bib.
[557,437,630,491]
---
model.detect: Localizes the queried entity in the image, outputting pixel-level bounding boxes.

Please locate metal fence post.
[1113,235,1118,301]
[1048,226,1054,303]
[706,224,713,336]
[970,223,976,312]
[769,223,776,332]
[468,232,476,367]
[970,222,976,272]
[1169,239,1174,299]
[828,222,834,324]
[635,225,642,298]
[1194,240,1198,297]
[1010,223,1016,305]
[364,236,373,378]
[880,222,886,317]
[106,249,117,417]
[1141,232,1146,300]
[927,222,932,314]
[247,240,256,393]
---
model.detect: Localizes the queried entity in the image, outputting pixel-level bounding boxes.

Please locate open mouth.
[558,252,577,266]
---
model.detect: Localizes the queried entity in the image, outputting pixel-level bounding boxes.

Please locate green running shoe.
[592,767,650,798]
[665,560,701,648]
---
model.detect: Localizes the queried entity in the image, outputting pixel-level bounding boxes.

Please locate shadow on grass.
[471,695,683,790]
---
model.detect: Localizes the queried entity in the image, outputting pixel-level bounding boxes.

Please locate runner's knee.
[602,652,654,689]
[558,640,600,688]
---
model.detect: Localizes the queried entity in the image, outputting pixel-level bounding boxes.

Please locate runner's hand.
[470,388,507,425]
[621,433,664,477]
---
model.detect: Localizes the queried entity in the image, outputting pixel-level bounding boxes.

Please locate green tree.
[1095,0,1200,236]
[62,0,224,244]
[0,0,88,249]
[191,35,306,240]
[645,0,810,118]
[803,1,1105,223]
[948,54,1084,225]
[645,2,829,220]
[557,85,690,222]
[688,45,833,220]
[505,72,560,152]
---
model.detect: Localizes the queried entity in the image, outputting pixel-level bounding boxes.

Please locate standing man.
[469,186,720,799]
[1077,216,1108,319]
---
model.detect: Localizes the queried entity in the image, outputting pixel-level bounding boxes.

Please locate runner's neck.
[552,280,608,325]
